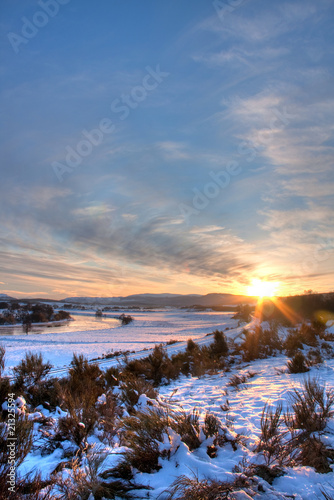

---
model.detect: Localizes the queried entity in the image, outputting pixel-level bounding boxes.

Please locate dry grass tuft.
[163,473,252,500]
[285,377,334,435]
[57,445,143,499]
[255,403,290,466]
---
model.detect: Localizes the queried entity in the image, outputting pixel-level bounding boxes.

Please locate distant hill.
[62,293,255,308]
[0,293,15,301]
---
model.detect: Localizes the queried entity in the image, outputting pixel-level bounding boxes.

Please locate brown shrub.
[286,351,309,374]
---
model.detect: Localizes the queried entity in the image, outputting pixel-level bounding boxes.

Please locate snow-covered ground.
[14,342,334,499]
[156,355,334,499]
[2,310,334,499]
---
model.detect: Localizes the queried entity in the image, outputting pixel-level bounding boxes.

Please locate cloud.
[200,1,320,42]
[156,141,190,160]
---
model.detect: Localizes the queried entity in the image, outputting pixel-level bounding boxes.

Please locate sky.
[0,0,334,299]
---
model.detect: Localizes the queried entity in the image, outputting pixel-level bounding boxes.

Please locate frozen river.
[0,313,120,336]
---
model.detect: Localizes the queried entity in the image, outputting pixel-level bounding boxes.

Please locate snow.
[154,354,334,499]
[1,309,334,499]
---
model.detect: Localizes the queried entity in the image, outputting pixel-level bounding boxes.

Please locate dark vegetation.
[0,302,71,326]
[123,330,228,384]
[232,303,254,323]
[261,292,334,325]
[254,378,334,474]
[118,314,133,325]
[235,319,333,375]
[237,324,282,361]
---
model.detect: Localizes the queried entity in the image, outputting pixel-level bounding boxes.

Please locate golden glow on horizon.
[247,279,279,298]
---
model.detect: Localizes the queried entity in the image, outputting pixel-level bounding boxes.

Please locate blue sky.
[0,0,333,298]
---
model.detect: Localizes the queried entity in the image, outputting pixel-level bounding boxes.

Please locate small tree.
[287,352,309,374]
[210,330,228,358]
[22,314,32,334]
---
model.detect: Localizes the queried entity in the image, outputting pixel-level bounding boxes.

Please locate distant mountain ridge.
[62,293,254,308]
[0,293,14,301]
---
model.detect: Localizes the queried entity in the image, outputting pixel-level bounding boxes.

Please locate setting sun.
[247,279,279,298]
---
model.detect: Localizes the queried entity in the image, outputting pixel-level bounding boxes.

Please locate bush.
[29,303,54,323]
[227,372,256,390]
[120,373,157,412]
[284,328,304,357]
[54,355,105,450]
[209,330,228,358]
[164,474,251,500]
[119,314,133,325]
[256,403,287,466]
[0,414,34,499]
[186,338,199,353]
[306,348,323,367]
[120,406,170,473]
[28,377,62,410]
[286,351,309,374]
[299,323,320,346]
[232,304,253,323]
[57,446,141,499]
[124,334,230,385]
[66,354,104,399]
[285,377,334,435]
[53,310,71,321]
[56,383,102,451]
[0,313,15,325]
[239,325,282,361]
[57,404,98,451]
[203,413,221,439]
[297,436,334,473]
[96,393,122,445]
[173,409,201,451]
[104,366,121,389]
[124,345,178,386]
[12,351,52,406]
[285,323,323,357]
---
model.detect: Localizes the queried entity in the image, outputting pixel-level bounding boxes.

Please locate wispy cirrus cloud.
[1,1,334,298]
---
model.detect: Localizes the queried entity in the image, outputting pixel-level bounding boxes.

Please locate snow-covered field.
[2,310,334,499]
[1,309,240,374]
[157,356,334,499]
